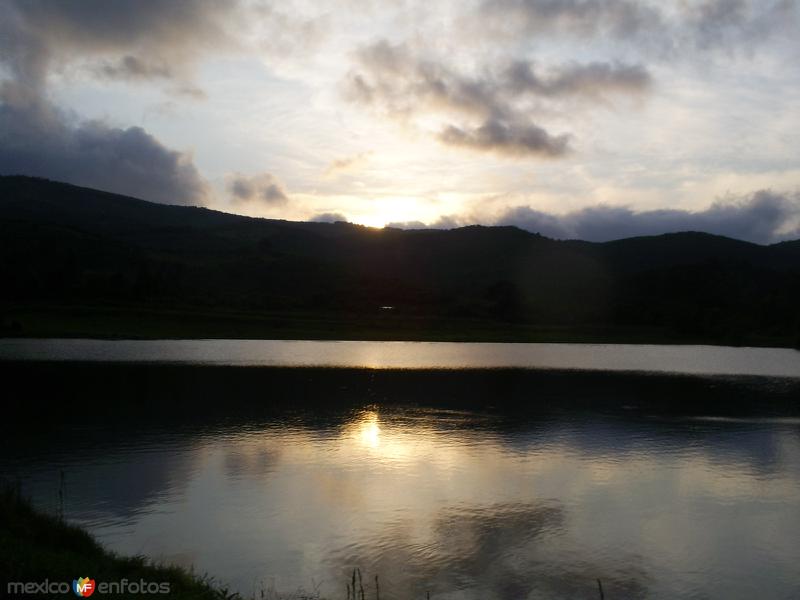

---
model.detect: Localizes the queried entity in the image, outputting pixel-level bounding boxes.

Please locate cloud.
[477,0,798,54]
[0,0,239,91]
[386,215,461,230]
[477,0,663,40]
[95,55,175,82]
[227,172,289,206]
[495,190,800,243]
[91,55,209,98]
[0,1,236,204]
[439,119,571,158]
[254,3,330,61]
[503,60,651,98]
[345,40,650,157]
[387,190,800,244]
[0,82,208,205]
[311,212,348,223]
[324,152,373,176]
[683,0,798,50]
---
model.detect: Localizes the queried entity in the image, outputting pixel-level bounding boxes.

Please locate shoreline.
[0,485,244,600]
[5,363,799,425]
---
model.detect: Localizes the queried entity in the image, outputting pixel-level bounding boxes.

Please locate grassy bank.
[0,484,243,599]
[5,363,800,427]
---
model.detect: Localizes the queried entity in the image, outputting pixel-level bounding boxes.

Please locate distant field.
[3,304,796,348]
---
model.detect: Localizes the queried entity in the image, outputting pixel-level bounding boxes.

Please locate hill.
[2,176,799,346]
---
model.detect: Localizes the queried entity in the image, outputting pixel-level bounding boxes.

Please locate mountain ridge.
[2,176,799,346]
[4,175,798,246]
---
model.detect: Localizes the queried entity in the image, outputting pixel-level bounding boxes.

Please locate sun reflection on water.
[343,409,438,467]
[357,411,381,448]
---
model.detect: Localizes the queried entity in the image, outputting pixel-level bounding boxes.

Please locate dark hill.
[1,176,799,346]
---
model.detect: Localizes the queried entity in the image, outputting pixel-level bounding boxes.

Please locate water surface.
[2,338,799,377]
[5,398,800,600]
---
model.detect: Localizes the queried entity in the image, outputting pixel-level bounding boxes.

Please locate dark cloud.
[0,0,237,90]
[478,0,798,53]
[227,173,289,206]
[495,190,800,243]
[92,55,210,98]
[387,191,800,244]
[350,41,649,114]
[477,0,663,39]
[683,0,797,50]
[0,1,232,204]
[311,212,348,223]
[346,40,649,157]
[439,118,571,158]
[346,41,496,117]
[504,60,651,98]
[386,215,461,230]
[94,55,174,82]
[0,82,208,205]
[386,220,428,229]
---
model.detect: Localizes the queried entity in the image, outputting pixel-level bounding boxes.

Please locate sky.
[1,0,799,243]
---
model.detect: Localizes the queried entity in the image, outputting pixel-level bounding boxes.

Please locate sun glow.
[350,196,436,229]
[344,410,446,467]
[358,412,381,448]
[347,410,417,462]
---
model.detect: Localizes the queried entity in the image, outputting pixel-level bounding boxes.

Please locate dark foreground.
[0,485,236,600]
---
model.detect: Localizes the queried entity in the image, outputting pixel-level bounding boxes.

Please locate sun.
[351,196,432,229]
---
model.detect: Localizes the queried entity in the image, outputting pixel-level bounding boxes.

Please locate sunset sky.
[1,0,799,242]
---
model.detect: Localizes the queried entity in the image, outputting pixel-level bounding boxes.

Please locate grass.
[0,482,364,599]
[4,303,796,348]
[0,482,245,599]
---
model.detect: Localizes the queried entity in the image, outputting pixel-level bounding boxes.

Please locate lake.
[2,338,800,376]
[3,340,800,599]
